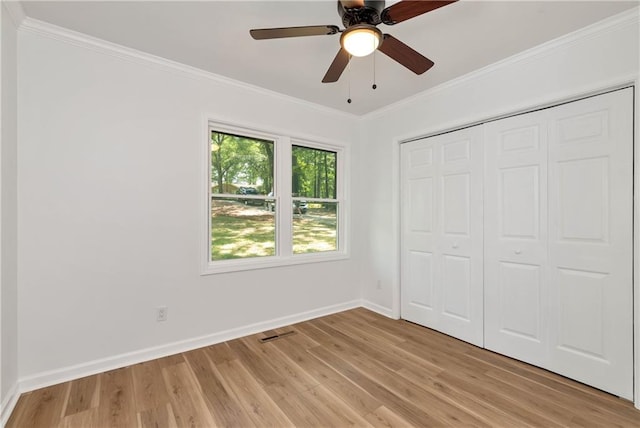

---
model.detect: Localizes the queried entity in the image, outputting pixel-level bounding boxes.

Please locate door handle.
[514,249,522,255]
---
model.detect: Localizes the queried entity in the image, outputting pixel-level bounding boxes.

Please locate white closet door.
[401,126,484,346]
[484,111,549,367]
[401,137,438,328]
[485,88,633,399]
[547,88,633,399]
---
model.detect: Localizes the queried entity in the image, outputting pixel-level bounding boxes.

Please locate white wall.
[17,25,362,387]
[0,0,20,422]
[357,8,639,316]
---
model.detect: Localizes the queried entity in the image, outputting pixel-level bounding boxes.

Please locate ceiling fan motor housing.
[338,0,385,27]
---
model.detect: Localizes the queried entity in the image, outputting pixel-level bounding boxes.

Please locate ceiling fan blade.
[378,34,434,75]
[322,48,351,83]
[381,0,458,25]
[250,25,340,40]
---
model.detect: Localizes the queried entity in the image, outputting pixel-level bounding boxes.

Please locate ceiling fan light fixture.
[340,25,382,57]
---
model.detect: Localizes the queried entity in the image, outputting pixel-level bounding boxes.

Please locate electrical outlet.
[156,306,168,322]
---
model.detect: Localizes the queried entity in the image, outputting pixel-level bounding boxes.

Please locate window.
[203,122,347,274]
[292,145,338,254]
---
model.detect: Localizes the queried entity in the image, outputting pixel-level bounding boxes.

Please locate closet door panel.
[548,88,633,400]
[442,254,471,321]
[484,112,548,365]
[497,262,541,341]
[556,267,606,355]
[442,172,470,235]
[401,126,484,346]
[406,250,434,310]
[500,165,539,239]
[438,130,484,345]
[401,141,438,326]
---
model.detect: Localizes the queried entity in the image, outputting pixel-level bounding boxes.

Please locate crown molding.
[18,17,360,120]
[363,5,640,121]
[3,1,26,27]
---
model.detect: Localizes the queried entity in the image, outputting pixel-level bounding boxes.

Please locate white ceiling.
[19,0,639,115]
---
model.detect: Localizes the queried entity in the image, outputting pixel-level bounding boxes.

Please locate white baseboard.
[1,382,20,427]
[361,300,397,319]
[18,300,362,394]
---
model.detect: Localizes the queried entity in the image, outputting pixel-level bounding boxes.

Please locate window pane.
[292,145,336,199]
[293,202,337,254]
[211,131,274,195]
[210,129,275,261]
[211,198,275,261]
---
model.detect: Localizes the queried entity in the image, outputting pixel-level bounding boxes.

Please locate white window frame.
[201,119,349,275]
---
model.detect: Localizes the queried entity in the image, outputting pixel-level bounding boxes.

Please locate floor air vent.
[259,330,296,343]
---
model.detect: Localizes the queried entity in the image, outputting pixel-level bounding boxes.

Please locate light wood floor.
[7,308,640,427]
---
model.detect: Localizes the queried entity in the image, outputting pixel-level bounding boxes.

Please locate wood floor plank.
[161,362,216,427]
[63,374,100,417]
[394,366,529,427]
[59,408,99,428]
[484,366,639,426]
[97,367,137,427]
[363,405,413,428]
[6,308,640,428]
[375,318,474,356]
[435,369,564,427]
[307,344,445,426]
[225,337,291,402]
[297,384,374,427]
[156,353,185,368]
[409,333,638,427]
[323,351,491,426]
[274,384,373,427]
[308,318,408,372]
[238,334,319,396]
[137,403,178,428]
[131,359,171,412]
[306,318,450,400]
[282,325,321,349]
[325,310,406,346]
[270,388,329,427]
[214,359,293,426]
[202,341,237,366]
[182,347,254,427]
[397,335,494,375]
[466,344,640,421]
[298,320,408,374]
[271,333,382,417]
[315,315,446,379]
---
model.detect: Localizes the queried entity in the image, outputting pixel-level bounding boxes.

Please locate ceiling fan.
[250,0,458,83]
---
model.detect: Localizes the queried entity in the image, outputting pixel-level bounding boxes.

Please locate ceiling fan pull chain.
[372,51,377,90]
[347,57,352,104]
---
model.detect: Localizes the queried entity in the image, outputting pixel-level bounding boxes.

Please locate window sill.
[201,251,350,275]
